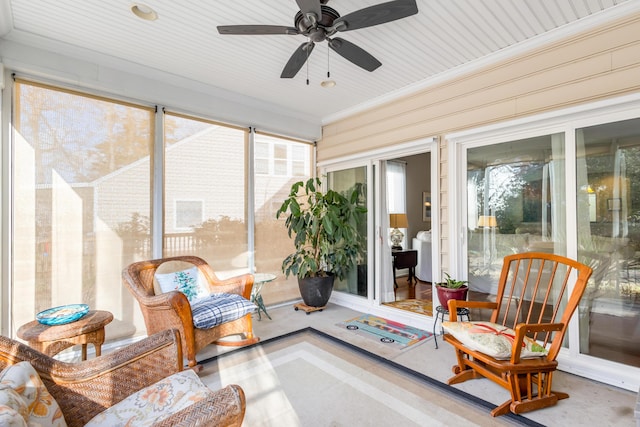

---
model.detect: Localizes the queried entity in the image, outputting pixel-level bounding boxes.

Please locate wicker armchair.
[0,329,245,426]
[123,256,259,369]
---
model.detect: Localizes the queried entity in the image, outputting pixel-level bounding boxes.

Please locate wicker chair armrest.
[447,300,497,320]
[152,384,246,427]
[208,273,254,300]
[135,290,191,310]
[138,291,192,321]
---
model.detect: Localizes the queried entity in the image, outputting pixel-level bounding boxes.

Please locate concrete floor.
[200,302,638,427]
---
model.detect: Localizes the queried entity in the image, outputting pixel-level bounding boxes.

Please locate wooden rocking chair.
[443,252,593,417]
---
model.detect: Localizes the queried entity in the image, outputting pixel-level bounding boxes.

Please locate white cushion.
[416,230,431,241]
[85,370,212,427]
[0,361,67,427]
[190,293,256,329]
[154,266,209,303]
[442,321,548,360]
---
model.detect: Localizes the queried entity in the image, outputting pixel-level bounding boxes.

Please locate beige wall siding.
[320,13,640,159]
[319,12,640,273]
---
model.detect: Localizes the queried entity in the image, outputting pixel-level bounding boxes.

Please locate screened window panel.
[164,113,248,274]
[253,133,312,306]
[12,80,153,341]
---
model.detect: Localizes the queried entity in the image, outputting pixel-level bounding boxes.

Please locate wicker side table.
[17,310,113,360]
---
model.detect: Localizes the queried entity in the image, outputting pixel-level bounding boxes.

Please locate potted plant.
[276,177,366,307]
[436,272,469,309]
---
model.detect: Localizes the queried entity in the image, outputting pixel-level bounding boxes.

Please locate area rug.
[337,314,432,349]
[198,328,541,427]
[383,298,433,316]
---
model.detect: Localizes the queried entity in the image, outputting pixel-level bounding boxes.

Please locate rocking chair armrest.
[208,273,254,300]
[447,300,498,320]
[511,322,564,363]
[516,322,564,335]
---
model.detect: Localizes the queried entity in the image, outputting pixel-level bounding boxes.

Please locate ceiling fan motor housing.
[294,6,340,42]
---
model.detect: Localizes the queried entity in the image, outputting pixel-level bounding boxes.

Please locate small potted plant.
[276,177,366,308]
[436,272,469,309]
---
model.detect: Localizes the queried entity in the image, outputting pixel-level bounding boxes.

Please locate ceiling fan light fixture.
[321,80,336,88]
[131,4,158,21]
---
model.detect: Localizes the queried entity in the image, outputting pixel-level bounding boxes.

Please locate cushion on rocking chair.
[190,293,256,329]
[442,321,548,359]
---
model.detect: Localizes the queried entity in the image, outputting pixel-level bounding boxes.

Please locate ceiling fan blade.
[296,0,322,19]
[328,38,381,72]
[333,0,418,32]
[217,25,299,35]
[281,42,315,78]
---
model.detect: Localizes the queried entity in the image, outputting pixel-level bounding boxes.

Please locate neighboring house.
[93,126,245,234]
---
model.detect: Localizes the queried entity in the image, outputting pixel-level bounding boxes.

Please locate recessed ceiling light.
[131,4,158,21]
[321,80,336,88]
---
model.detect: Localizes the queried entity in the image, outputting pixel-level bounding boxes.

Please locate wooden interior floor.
[393,276,432,301]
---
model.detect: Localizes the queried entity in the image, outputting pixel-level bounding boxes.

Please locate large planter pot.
[298,275,335,307]
[436,284,469,310]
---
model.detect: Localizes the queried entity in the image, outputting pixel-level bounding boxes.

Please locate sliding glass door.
[575,117,640,367]
[327,166,368,298]
[466,134,566,296]
[463,123,640,368]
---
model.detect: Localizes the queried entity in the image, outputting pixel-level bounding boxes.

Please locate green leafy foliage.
[276,177,366,280]
[442,272,468,289]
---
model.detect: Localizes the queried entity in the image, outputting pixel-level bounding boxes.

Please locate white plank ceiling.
[0,0,637,124]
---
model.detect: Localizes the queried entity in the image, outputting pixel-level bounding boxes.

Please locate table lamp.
[389,213,408,250]
[477,215,498,228]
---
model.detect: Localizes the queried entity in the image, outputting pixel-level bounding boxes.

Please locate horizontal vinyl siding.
[318,11,640,278]
[319,12,640,161]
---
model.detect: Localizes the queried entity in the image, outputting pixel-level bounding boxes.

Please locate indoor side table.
[433,305,470,349]
[391,249,418,288]
[17,310,114,360]
[252,273,276,320]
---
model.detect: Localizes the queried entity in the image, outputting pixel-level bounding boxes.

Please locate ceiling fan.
[217,0,419,78]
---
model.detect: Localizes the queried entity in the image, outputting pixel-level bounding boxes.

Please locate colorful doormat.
[338,314,432,348]
[383,299,433,316]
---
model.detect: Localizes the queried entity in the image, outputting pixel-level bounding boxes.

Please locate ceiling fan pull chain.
[306,46,310,85]
[327,45,331,79]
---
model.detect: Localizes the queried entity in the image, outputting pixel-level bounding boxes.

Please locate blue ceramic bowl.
[36,304,90,326]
